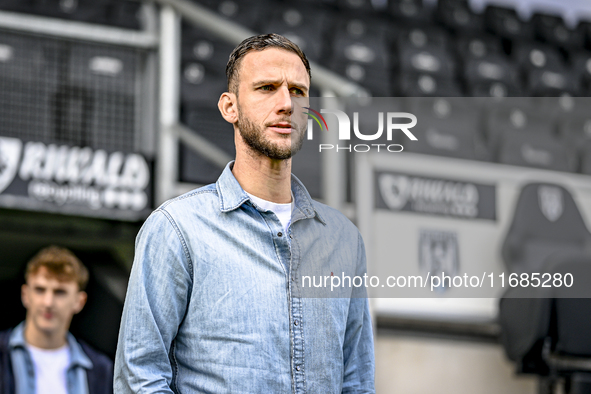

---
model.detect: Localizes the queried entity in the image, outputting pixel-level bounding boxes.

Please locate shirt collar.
[9,321,93,370]
[216,161,326,225]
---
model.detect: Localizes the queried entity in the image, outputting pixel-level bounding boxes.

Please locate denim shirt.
[114,162,375,394]
[8,322,91,394]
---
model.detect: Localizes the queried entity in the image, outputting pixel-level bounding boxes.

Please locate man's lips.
[268,123,292,134]
[42,311,54,319]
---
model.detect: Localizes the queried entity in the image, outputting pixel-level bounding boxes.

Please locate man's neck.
[24,322,67,350]
[232,151,292,204]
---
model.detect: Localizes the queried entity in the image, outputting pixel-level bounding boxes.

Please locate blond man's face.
[21,267,86,339]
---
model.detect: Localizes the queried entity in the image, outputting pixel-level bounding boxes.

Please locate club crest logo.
[0,137,22,194]
[419,229,459,291]
[538,185,563,222]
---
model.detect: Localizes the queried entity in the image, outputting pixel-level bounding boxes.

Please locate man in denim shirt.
[115,33,375,393]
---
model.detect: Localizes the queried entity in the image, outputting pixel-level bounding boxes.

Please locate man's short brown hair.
[225,33,311,94]
[25,246,89,291]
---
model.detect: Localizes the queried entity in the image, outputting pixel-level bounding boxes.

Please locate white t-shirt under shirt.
[26,343,70,394]
[246,192,294,234]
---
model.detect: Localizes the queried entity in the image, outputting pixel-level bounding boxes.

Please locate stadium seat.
[455,34,505,60]
[485,102,555,148]
[498,132,573,172]
[32,0,107,24]
[180,105,235,185]
[395,25,450,51]
[436,0,484,33]
[402,97,489,160]
[337,0,388,13]
[484,5,534,41]
[527,66,580,96]
[397,43,456,78]
[0,0,34,13]
[394,72,462,96]
[572,52,591,94]
[103,0,142,30]
[513,41,565,73]
[464,54,521,94]
[389,0,432,23]
[0,32,58,142]
[329,21,391,96]
[261,4,331,63]
[499,184,591,390]
[531,12,585,50]
[65,43,138,151]
[182,23,234,71]
[197,0,268,31]
[180,61,226,106]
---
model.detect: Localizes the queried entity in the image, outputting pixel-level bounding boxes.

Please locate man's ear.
[74,291,87,314]
[218,92,238,124]
[21,284,29,309]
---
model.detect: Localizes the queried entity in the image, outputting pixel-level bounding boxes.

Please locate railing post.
[156,5,181,205]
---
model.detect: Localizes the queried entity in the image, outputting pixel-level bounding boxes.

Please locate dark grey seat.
[499,183,591,393]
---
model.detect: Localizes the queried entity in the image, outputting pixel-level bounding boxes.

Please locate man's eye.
[260,85,273,91]
[290,88,304,96]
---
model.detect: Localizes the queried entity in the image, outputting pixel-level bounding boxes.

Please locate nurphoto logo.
[302,107,418,153]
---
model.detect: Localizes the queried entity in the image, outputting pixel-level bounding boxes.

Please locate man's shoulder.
[75,338,113,373]
[150,183,219,221]
[0,327,11,353]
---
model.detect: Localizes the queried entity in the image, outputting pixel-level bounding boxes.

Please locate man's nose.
[42,292,55,307]
[276,86,292,115]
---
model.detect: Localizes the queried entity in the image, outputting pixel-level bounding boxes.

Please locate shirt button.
[296,366,301,371]
[278,232,283,237]
[289,234,292,239]
[294,320,298,326]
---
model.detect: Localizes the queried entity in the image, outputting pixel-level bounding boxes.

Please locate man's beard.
[236,105,305,160]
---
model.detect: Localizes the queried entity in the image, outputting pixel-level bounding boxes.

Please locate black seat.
[32,0,107,24]
[572,52,591,94]
[261,4,331,63]
[198,0,268,31]
[397,43,456,79]
[181,23,235,71]
[65,43,138,151]
[436,0,484,33]
[0,32,59,142]
[402,98,488,159]
[502,183,591,275]
[395,25,450,51]
[527,66,580,97]
[389,0,432,23]
[498,132,573,172]
[484,5,533,41]
[485,102,554,149]
[394,72,462,96]
[329,18,391,96]
[499,183,591,385]
[531,12,585,50]
[103,0,142,30]
[0,0,34,13]
[513,41,565,73]
[455,34,505,61]
[464,54,521,97]
[180,62,226,107]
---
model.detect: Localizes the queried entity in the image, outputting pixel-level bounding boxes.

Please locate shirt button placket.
[292,296,305,393]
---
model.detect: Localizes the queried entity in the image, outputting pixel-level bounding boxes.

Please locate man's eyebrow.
[252,79,281,87]
[252,80,309,92]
